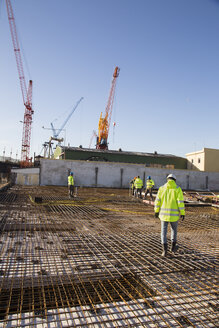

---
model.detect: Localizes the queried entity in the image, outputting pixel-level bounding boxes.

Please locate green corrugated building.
[53,146,187,169]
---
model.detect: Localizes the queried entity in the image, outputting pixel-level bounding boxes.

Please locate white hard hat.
[167,173,176,180]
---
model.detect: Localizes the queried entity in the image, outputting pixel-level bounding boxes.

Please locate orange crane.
[6,0,34,167]
[96,66,120,150]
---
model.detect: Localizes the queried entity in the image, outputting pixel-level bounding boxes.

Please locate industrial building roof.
[61,146,180,158]
[53,146,187,170]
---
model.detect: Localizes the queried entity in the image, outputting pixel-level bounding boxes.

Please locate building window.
[198,158,201,163]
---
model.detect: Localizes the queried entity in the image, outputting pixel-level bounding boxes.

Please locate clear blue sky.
[0,0,218,159]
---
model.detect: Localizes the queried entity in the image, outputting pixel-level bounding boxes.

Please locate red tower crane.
[6,0,34,167]
[96,66,120,150]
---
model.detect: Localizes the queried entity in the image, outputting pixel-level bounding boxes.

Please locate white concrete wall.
[11,168,40,186]
[40,159,219,191]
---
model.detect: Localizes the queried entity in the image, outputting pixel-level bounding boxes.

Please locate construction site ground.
[0,185,218,327]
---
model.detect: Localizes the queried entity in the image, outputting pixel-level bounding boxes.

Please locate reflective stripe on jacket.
[146,179,154,189]
[68,175,74,186]
[154,180,185,222]
[134,178,143,189]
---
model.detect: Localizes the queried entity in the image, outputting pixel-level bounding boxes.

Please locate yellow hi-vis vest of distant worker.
[134,177,143,189]
[68,175,74,186]
[154,179,185,222]
[146,179,154,189]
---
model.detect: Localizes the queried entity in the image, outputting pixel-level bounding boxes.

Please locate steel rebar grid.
[0,186,218,327]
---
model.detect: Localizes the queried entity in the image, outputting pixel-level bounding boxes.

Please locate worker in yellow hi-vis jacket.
[130,176,137,195]
[68,172,74,199]
[144,176,155,200]
[154,174,185,257]
[134,176,143,198]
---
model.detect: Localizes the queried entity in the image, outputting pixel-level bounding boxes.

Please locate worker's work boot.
[171,241,177,253]
[161,243,168,257]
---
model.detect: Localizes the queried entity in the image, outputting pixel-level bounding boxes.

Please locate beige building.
[186,148,219,172]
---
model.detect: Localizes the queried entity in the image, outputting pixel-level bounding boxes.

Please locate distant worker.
[130,176,137,196]
[68,172,74,198]
[134,176,143,198]
[154,174,185,257]
[144,176,155,200]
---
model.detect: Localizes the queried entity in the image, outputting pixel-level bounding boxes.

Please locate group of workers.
[130,175,154,200]
[69,171,185,257]
[130,173,185,257]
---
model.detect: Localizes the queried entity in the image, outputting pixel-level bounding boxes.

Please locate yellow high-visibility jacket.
[154,180,185,222]
[134,178,143,189]
[146,179,155,189]
[68,175,74,186]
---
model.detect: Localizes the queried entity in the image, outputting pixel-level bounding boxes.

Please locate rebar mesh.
[0,186,218,327]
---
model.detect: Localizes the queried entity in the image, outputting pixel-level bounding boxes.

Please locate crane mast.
[96,66,120,150]
[6,0,34,167]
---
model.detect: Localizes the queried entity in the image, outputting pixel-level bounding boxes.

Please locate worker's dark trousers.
[161,221,178,244]
[145,188,153,198]
[135,188,142,197]
[68,185,74,197]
